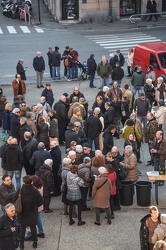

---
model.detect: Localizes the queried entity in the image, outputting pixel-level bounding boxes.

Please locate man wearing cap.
[51,47,64,80]
[81,142,95,160]
[65,122,81,150]
[87,54,97,88]
[33,52,45,88]
[41,84,54,108]
[47,47,53,78]
[131,66,145,98]
[97,56,112,90]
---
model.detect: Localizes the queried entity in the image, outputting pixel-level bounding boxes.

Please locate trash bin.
[120,181,134,206]
[136,181,152,207]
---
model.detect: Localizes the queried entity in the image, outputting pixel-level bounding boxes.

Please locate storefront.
[162,0,166,11]
[62,0,79,20]
[120,0,141,16]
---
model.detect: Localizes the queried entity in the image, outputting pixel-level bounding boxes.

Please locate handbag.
[118,165,128,180]
[121,103,126,117]
[66,188,81,201]
[14,190,22,214]
[1,131,9,142]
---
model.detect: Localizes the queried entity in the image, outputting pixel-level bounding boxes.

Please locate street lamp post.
[38,0,42,24]
[108,0,113,22]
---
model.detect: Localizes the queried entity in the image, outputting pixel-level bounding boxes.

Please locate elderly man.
[70,87,85,103]
[97,55,112,90]
[131,66,145,98]
[36,103,48,123]
[33,51,45,88]
[0,203,21,250]
[74,121,87,145]
[111,62,124,86]
[120,145,138,182]
[65,122,81,150]
[108,81,122,101]
[38,96,51,113]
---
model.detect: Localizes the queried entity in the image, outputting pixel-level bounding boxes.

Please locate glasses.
[74,126,79,128]
[22,105,26,107]
[83,148,88,150]
[72,144,76,146]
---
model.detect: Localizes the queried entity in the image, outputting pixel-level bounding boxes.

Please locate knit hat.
[83,142,90,148]
[67,122,74,130]
[65,46,69,49]
[55,46,59,51]
[161,214,166,224]
[98,167,106,175]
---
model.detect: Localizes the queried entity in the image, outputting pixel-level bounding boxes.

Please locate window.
[82,0,87,3]
[150,54,160,70]
[158,53,166,69]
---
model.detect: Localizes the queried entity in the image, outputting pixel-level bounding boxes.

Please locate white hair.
[68,150,76,156]
[125,145,133,152]
[44,159,53,166]
[109,53,114,57]
[62,157,72,166]
[103,86,109,92]
[95,150,103,157]
[76,145,83,153]
[146,78,152,84]
[12,108,20,114]
[50,140,58,147]
[157,77,163,82]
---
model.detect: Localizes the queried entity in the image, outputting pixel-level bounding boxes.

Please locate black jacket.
[103,128,114,155]
[37,122,49,147]
[39,164,54,197]
[104,106,115,128]
[65,129,81,149]
[51,50,63,67]
[84,115,102,139]
[54,100,69,125]
[111,66,124,81]
[17,184,43,227]
[29,149,52,171]
[10,113,19,139]
[0,214,21,250]
[33,56,45,72]
[22,137,38,165]
[0,183,16,206]
[144,84,155,103]
[16,62,26,80]
[114,53,125,66]
[41,88,54,107]
[3,144,23,171]
[87,57,97,76]
[70,92,85,103]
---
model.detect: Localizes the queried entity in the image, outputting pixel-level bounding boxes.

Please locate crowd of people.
[0,45,166,249]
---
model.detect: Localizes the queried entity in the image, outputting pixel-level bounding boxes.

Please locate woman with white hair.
[144,78,155,109]
[155,77,165,102]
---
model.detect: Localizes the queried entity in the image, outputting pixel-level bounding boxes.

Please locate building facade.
[44,0,164,22]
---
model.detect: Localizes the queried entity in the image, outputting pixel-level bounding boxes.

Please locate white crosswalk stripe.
[85,32,161,57]
[0,26,45,34]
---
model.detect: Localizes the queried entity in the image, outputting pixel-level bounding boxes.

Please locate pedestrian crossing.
[0,25,45,34]
[85,32,161,57]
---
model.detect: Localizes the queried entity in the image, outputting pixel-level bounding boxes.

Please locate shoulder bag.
[118,165,128,180]
[14,190,22,214]
[96,179,108,190]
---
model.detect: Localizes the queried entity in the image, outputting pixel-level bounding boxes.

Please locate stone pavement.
[0,77,166,250]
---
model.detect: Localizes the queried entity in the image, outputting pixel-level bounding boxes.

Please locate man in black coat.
[47,47,53,78]
[84,109,102,150]
[87,54,97,88]
[104,102,115,129]
[33,51,45,88]
[22,131,38,176]
[29,142,52,176]
[41,83,54,108]
[19,117,34,149]
[69,87,85,103]
[65,122,81,149]
[54,95,69,145]
[50,141,62,196]
[0,203,21,250]
[103,125,116,155]
[111,62,124,86]
[0,175,16,214]
[114,49,125,67]
[74,121,87,145]
[3,138,23,191]
[51,46,64,80]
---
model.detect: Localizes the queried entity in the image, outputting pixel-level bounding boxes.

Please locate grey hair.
[94,107,101,114]
[12,108,20,114]
[157,77,163,82]
[20,117,27,123]
[146,78,152,84]
[109,53,114,57]
[40,96,46,101]
[76,145,83,153]
[74,121,81,127]
[95,150,103,157]
[60,95,66,102]
[68,150,76,156]
[44,159,53,166]
[38,142,45,149]
[130,113,136,118]
[62,157,72,166]
[125,145,133,152]
[103,86,109,92]
[50,140,58,147]
[83,157,91,164]
[111,146,118,152]
[5,203,15,210]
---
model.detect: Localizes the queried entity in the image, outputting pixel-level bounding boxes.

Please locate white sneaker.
[67,79,71,81]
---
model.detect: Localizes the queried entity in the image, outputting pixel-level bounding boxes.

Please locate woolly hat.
[98,167,106,175]
[161,214,166,224]
[83,142,90,148]
[55,46,59,51]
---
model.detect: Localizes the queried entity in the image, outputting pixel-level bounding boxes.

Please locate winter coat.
[19,123,34,146]
[51,50,63,67]
[18,184,43,227]
[61,166,70,192]
[122,125,141,142]
[0,142,9,169]
[92,176,112,208]
[12,80,26,97]
[120,152,138,182]
[114,53,125,66]
[69,92,85,103]
[27,119,38,138]
[104,106,115,128]
[39,164,54,197]
[155,106,166,126]
[145,70,156,82]
[152,223,166,244]
[140,214,151,250]
[0,214,21,250]
[122,89,133,111]
[29,149,52,171]
[37,122,49,147]
[134,98,150,117]
[144,84,155,103]
[41,88,54,107]
[131,71,145,87]
[150,139,166,161]
[16,62,26,80]
[22,137,38,165]
[108,87,122,101]
[84,115,102,139]
[65,129,81,149]
[3,144,23,171]
[33,56,45,72]
[68,102,86,119]
[49,117,59,139]
[155,82,165,102]
[66,172,84,195]
[78,163,91,187]
[2,109,11,131]
[103,128,114,155]
[106,172,117,195]
[97,61,112,79]
[92,101,106,115]
[87,57,97,76]
[0,183,16,206]
[54,100,69,125]
[145,118,158,143]
[111,66,124,81]
[10,113,19,139]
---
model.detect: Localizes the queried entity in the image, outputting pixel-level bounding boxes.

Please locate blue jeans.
[89,75,95,87]
[132,86,144,98]
[52,66,59,79]
[99,77,109,90]
[137,116,147,131]
[72,66,78,78]
[87,137,99,150]
[66,67,72,79]
[7,170,22,191]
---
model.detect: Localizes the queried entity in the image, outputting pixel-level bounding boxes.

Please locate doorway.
[62,0,79,20]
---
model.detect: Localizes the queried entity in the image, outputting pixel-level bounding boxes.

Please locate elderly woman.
[61,157,72,215]
[92,166,112,225]
[144,78,155,109]
[120,145,138,182]
[155,100,166,131]
[155,77,165,102]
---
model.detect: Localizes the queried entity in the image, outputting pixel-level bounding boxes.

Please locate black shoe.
[78,221,86,226]
[20,245,24,250]
[24,236,33,241]
[94,221,101,226]
[44,209,53,213]
[82,206,91,211]
[146,162,152,166]
[37,85,40,88]
[69,220,75,225]
[147,160,151,163]
[32,241,38,249]
[107,220,111,224]
[37,233,45,238]
[111,214,114,219]
[113,206,121,211]
[90,86,96,88]
[40,85,44,88]
[137,160,142,163]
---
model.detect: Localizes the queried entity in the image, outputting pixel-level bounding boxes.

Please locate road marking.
[20,26,31,33]
[7,26,17,34]
[35,28,44,33]
[0,28,3,34]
